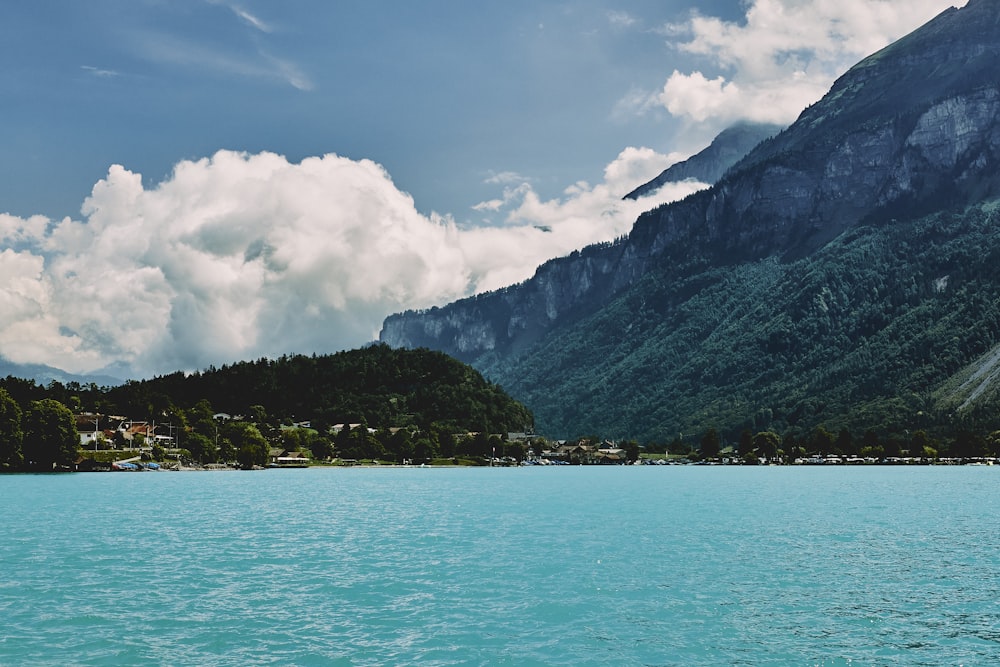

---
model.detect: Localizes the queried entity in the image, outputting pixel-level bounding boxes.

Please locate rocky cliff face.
[381,0,1000,364]
[380,240,629,361]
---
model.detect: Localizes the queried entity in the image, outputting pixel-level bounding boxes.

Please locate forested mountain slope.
[497,202,1000,441]
[382,0,1000,441]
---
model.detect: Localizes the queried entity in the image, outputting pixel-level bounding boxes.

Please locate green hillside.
[95,344,533,434]
[483,200,1000,444]
[0,345,534,469]
[0,345,533,456]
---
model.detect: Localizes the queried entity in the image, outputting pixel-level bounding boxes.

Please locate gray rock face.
[381,241,629,361]
[381,0,1000,363]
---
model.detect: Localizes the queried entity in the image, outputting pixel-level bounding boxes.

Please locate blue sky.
[0,0,736,222]
[0,0,960,376]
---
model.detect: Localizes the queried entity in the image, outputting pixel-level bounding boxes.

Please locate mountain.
[0,357,124,388]
[381,0,1000,443]
[623,122,784,199]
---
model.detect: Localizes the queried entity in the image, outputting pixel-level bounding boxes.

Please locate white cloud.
[0,213,48,245]
[264,52,314,91]
[137,32,313,90]
[232,6,272,33]
[207,0,274,33]
[132,0,313,92]
[471,199,504,213]
[81,65,120,78]
[464,146,706,292]
[603,146,687,193]
[0,148,703,377]
[648,0,962,126]
[483,170,530,186]
[607,11,637,29]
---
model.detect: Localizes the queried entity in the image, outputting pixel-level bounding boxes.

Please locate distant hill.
[78,345,533,434]
[381,0,1000,444]
[624,122,783,199]
[0,345,534,468]
[0,357,123,388]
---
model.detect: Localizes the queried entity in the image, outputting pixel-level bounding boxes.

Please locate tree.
[909,430,934,459]
[860,430,883,458]
[836,428,855,456]
[952,429,986,458]
[0,388,24,471]
[351,420,382,460]
[700,428,721,459]
[248,404,267,424]
[388,428,414,463]
[738,429,753,457]
[307,433,335,461]
[281,428,304,452]
[232,424,269,469]
[986,430,1000,458]
[623,440,640,463]
[23,399,78,470]
[883,434,902,458]
[810,425,835,455]
[218,437,236,463]
[184,431,218,463]
[335,424,356,458]
[505,440,527,462]
[413,436,437,462]
[433,424,457,458]
[753,431,781,461]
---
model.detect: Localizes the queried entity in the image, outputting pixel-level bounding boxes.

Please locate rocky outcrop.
[382,241,629,361]
[381,0,1000,363]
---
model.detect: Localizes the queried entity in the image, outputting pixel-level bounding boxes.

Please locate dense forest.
[0,345,534,471]
[483,201,1000,445]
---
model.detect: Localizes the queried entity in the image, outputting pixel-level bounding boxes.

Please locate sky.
[0,0,962,378]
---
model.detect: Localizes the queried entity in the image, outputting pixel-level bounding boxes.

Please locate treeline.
[658,424,1000,463]
[0,393,79,471]
[0,345,535,470]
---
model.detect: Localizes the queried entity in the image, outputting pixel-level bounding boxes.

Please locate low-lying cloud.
[0,148,700,377]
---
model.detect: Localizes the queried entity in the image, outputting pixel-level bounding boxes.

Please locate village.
[69,412,997,471]
[71,411,637,470]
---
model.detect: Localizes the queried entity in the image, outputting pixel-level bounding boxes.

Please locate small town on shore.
[69,412,999,472]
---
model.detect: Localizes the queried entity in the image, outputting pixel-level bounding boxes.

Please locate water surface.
[2,466,999,665]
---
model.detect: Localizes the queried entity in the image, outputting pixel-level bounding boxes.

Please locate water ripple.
[2,466,1000,665]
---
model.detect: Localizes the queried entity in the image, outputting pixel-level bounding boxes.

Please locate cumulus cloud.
[0,148,702,377]
[465,146,706,292]
[648,0,962,126]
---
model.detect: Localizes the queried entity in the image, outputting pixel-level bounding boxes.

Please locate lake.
[2,466,999,665]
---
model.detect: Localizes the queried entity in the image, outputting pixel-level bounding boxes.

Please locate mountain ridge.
[623,122,784,200]
[383,0,1000,361]
[0,357,124,388]
[381,0,1000,440]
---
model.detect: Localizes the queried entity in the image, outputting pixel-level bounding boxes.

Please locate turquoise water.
[2,466,1000,666]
